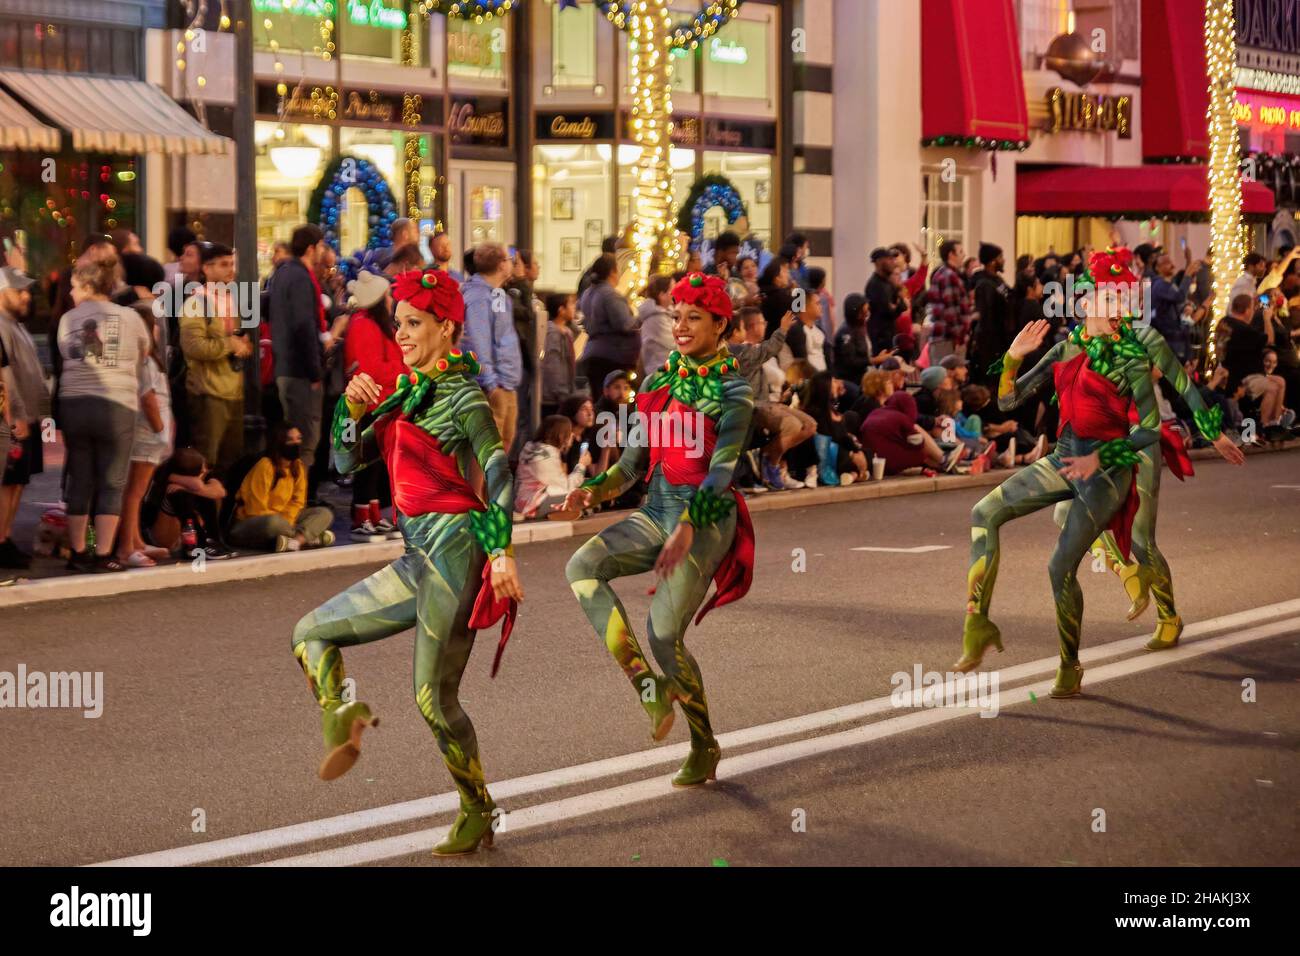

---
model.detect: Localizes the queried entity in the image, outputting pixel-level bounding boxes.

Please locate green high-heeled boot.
[953,613,1003,672]
[432,798,497,856]
[1049,662,1084,699]
[318,700,378,781]
[1117,562,1152,621]
[640,674,688,742]
[672,740,721,787]
[1145,615,1183,651]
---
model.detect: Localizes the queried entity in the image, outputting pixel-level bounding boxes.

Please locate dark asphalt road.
[2,451,1297,866]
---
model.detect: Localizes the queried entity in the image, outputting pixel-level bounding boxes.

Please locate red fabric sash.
[1054,353,1140,560]
[373,411,518,675]
[634,386,754,622]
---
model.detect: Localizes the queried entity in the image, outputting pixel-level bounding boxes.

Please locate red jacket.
[344,310,406,400]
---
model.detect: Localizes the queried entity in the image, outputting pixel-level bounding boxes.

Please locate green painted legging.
[967,432,1133,667]
[566,485,736,747]
[291,511,491,811]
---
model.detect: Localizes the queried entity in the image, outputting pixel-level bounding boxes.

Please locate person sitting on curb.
[230,423,336,553]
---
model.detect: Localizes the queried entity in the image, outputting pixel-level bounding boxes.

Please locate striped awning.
[0,70,229,156]
[0,85,59,152]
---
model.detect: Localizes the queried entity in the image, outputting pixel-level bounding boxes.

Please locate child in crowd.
[142,447,233,559]
[514,415,591,519]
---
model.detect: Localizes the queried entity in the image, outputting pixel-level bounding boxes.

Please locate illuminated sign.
[252,0,406,31]
[346,0,405,30]
[1234,95,1300,129]
[1236,66,1300,95]
[1045,87,1132,138]
[708,39,748,64]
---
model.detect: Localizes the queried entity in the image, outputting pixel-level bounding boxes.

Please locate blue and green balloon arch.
[676,174,747,248]
[307,154,399,255]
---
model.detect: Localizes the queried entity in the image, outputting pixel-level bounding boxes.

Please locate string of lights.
[1204,0,1243,367]
[626,0,678,297]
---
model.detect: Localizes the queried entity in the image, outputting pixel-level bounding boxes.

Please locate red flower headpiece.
[391,268,465,324]
[671,272,733,320]
[1087,246,1140,291]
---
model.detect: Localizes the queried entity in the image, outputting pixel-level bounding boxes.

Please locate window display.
[701,13,771,103]
[532,144,611,290]
[701,151,772,245]
[551,1,597,88]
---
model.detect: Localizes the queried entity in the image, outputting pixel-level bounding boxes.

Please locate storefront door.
[447,161,515,262]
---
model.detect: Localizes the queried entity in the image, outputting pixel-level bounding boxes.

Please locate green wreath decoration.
[599,1,743,50]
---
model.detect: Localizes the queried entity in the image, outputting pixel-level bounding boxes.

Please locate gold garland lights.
[626,0,680,297]
[1204,0,1243,367]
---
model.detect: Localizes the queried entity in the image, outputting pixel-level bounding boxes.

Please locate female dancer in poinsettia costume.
[564,272,753,786]
[1064,248,1245,651]
[290,267,523,856]
[954,252,1162,698]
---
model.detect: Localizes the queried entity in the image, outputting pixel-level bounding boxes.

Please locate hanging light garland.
[600,1,741,50]
[419,0,517,20]
[626,0,678,295]
[401,26,424,219]
[1204,0,1243,367]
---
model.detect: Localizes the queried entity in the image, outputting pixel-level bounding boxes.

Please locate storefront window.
[701,151,772,245]
[532,144,610,290]
[1018,0,1072,71]
[253,3,326,55]
[0,152,138,315]
[0,18,136,75]
[551,2,597,88]
[701,16,770,101]
[448,17,507,84]
[341,0,426,65]
[920,166,968,264]
[616,146,696,234]
[254,120,332,273]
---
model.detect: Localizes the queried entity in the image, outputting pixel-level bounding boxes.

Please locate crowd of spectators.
[1,222,1297,579]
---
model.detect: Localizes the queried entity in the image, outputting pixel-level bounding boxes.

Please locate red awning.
[1016,166,1275,220]
[1141,0,1208,161]
[921,0,1029,146]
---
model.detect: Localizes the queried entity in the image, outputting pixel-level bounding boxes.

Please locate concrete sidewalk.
[2,440,1294,609]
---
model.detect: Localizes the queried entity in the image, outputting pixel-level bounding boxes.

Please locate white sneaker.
[351,521,386,543]
[800,467,817,488]
[374,517,403,540]
[839,473,856,486]
[943,447,964,473]
[998,437,1017,469]
[781,465,806,490]
[1023,434,1047,464]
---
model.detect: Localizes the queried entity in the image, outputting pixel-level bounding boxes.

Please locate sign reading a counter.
[450,97,508,148]
[535,111,616,141]
[1045,87,1132,138]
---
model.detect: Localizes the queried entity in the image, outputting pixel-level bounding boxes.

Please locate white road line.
[265,615,1300,867]
[850,546,953,553]
[1271,484,1300,490]
[88,596,1300,867]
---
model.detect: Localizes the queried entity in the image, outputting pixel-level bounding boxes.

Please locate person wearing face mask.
[294,268,523,856]
[229,422,335,553]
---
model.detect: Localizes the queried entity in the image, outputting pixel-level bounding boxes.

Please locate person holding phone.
[513,415,589,518]
[180,242,250,475]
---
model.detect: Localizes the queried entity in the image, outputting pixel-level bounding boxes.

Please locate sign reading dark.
[1237,0,1300,53]
[534,111,616,140]
[449,97,508,148]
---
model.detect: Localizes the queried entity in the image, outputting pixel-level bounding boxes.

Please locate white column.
[831,0,923,298]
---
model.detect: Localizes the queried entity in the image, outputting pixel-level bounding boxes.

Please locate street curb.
[2,441,1294,609]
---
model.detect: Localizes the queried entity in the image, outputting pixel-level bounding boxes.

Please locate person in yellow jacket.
[230,422,335,552]
[180,242,251,475]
